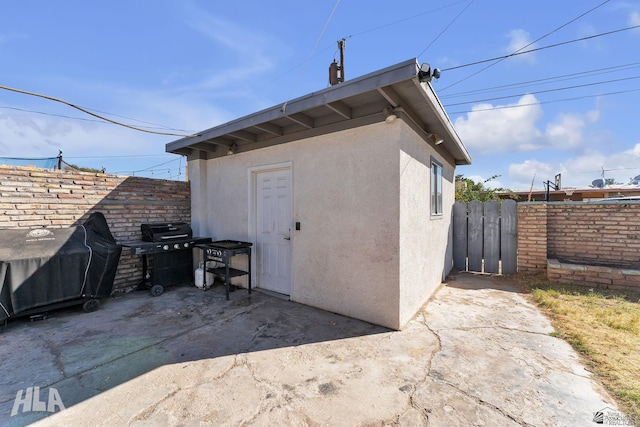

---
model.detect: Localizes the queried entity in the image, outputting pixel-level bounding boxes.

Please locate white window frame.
[431,158,443,216]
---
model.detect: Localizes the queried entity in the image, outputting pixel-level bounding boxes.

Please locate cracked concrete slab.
[0,272,619,426]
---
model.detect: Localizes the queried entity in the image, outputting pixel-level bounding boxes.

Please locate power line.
[254,1,469,92]
[440,61,640,99]
[443,75,640,107]
[417,0,475,58]
[112,157,181,175]
[442,25,639,74]
[281,0,342,112]
[80,107,194,133]
[349,1,469,39]
[0,84,199,137]
[0,105,197,132]
[0,105,105,124]
[64,154,175,159]
[440,0,618,91]
[447,87,640,115]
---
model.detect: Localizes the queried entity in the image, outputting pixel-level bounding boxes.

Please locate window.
[431,159,443,215]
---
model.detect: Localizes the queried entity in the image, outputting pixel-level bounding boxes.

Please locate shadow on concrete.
[444,270,526,294]
[0,285,388,425]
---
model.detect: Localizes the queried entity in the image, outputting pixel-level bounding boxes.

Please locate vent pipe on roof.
[329,38,346,86]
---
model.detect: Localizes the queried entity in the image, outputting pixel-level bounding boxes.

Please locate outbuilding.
[167,58,471,329]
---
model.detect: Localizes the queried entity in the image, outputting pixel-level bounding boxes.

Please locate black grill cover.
[0,212,122,321]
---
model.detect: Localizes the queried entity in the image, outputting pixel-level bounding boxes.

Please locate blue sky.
[1,1,639,189]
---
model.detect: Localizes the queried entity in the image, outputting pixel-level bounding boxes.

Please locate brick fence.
[0,165,191,291]
[517,201,640,291]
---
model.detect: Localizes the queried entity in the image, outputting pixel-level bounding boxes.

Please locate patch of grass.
[514,274,640,422]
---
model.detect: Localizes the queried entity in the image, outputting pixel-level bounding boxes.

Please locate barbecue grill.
[196,240,252,300]
[121,222,211,296]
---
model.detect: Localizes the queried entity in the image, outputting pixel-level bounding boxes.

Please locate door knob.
[284,237,291,240]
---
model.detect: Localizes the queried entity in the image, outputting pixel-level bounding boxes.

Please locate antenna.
[329,38,346,86]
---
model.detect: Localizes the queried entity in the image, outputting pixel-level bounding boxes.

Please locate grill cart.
[120,222,211,296]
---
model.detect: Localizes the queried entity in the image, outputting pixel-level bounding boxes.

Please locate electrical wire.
[440,61,640,99]
[416,0,475,58]
[439,0,615,91]
[0,84,199,137]
[447,87,640,115]
[281,0,342,112]
[443,75,640,107]
[112,156,181,175]
[0,105,198,132]
[79,107,194,133]
[254,1,468,93]
[0,105,105,124]
[441,25,640,74]
[65,154,174,159]
[352,0,468,39]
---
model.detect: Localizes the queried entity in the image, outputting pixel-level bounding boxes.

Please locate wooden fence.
[452,200,517,274]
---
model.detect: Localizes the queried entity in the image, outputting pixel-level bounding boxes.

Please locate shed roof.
[166,58,471,165]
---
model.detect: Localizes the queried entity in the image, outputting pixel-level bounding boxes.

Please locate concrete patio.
[0,272,618,426]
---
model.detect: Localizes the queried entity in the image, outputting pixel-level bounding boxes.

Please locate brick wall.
[516,201,640,290]
[547,203,640,268]
[517,203,548,272]
[0,165,191,291]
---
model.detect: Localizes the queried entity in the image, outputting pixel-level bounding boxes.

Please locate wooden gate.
[452,199,517,274]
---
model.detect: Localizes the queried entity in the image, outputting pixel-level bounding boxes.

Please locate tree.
[455,175,514,202]
[64,163,106,174]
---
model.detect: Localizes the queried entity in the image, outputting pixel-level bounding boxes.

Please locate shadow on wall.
[68,176,193,292]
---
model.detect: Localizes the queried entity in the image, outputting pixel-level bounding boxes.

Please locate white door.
[256,168,292,295]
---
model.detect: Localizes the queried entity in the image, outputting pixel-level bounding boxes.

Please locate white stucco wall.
[193,123,401,328]
[189,119,456,329]
[397,126,455,328]
[292,125,401,328]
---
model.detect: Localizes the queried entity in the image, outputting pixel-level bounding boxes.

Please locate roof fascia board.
[411,79,472,165]
[166,59,420,153]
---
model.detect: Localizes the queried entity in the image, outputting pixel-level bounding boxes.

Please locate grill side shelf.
[196,242,252,300]
[206,266,248,278]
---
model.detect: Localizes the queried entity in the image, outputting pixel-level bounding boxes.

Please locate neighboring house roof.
[500,184,640,202]
[166,58,471,165]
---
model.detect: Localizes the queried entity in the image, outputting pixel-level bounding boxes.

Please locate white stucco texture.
[189,119,455,330]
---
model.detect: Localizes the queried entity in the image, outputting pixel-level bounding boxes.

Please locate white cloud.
[545,110,599,148]
[178,5,288,93]
[455,95,600,154]
[504,29,536,63]
[0,80,229,173]
[508,143,640,190]
[508,160,555,189]
[631,11,640,26]
[454,94,544,153]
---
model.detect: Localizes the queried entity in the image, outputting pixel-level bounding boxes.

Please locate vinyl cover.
[0,212,121,321]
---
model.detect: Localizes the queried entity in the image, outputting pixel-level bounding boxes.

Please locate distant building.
[500,181,640,202]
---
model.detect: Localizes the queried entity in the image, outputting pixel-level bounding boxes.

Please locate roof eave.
[167,58,472,166]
